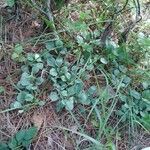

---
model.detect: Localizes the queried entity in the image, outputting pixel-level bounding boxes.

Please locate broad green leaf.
[21,66,29,72]
[74,79,83,93]
[47,56,56,67]
[22,140,31,148]
[56,101,65,112]
[92,39,101,46]
[17,92,26,102]
[123,76,132,84]
[24,127,37,141]
[20,72,30,86]
[8,137,18,149]
[7,0,15,7]
[32,63,43,74]
[73,21,88,31]
[42,17,54,29]
[119,93,127,102]
[142,81,149,89]
[12,127,38,149]
[34,54,42,62]
[14,44,23,54]
[46,41,55,50]
[56,57,63,67]
[36,77,44,85]
[49,68,58,76]
[82,50,91,63]
[37,101,45,106]
[64,98,74,111]
[67,86,76,96]
[79,12,89,20]
[11,101,22,109]
[15,129,26,143]
[25,93,34,102]
[100,57,108,64]
[27,53,42,62]
[76,35,84,44]
[93,30,101,38]
[139,114,150,130]
[105,39,115,51]
[61,75,67,81]
[113,69,120,76]
[78,92,90,105]
[49,92,59,101]
[71,66,78,72]
[88,86,97,95]
[12,53,19,59]
[119,65,127,73]
[17,91,34,102]
[0,86,5,94]
[26,85,37,91]
[130,89,141,100]
[18,55,26,62]
[59,47,67,54]
[82,43,93,52]
[61,66,68,73]
[139,36,150,47]
[142,90,150,100]
[55,40,63,47]
[61,90,68,97]
[81,31,91,40]
[65,72,71,80]
[0,143,9,150]
[86,64,94,71]
[27,53,34,61]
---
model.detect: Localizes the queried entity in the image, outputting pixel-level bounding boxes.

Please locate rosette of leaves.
[42,39,98,111]
[49,78,98,112]
[20,53,44,88]
[117,88,150,126]
[46,53,97,111]
[11,53,45,110]
[11,44,26,62]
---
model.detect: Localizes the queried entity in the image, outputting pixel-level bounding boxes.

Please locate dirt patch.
[1,6,43,44]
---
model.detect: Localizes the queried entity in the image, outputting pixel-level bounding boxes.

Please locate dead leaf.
[47,135,53,147]
[32,113,44,130]
[31,21,41,28]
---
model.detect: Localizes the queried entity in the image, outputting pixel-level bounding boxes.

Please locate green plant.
[10,37,99,112]
[0,127,37,150]
[118,89,150,122]
[11,44,26,62]
[110,62,150,130]
[44,40,98,111]
[0,86,5,94]
[1,0,149,149]
[6,0,15,7]
[11,52,45,111]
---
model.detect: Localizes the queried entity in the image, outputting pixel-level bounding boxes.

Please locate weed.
[6,0,15,7]
[10,47,45,112]
[1,0,150,149]
[0,127,37,150]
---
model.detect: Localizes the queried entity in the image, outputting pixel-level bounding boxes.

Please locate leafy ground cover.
[0,0,150,150]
